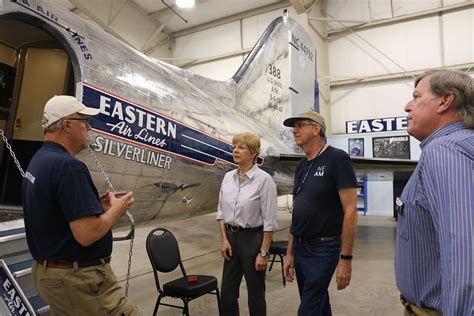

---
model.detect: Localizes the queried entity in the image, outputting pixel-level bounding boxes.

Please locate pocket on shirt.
[249,195,260,201]
[396,197,409,241]
[397,216,409,240]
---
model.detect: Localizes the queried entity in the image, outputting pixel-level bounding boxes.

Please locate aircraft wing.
[277,154,417,182]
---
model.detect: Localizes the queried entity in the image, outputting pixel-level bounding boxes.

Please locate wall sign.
[372,136,410,159]
[348,138,364,157]
[346,117,407,134]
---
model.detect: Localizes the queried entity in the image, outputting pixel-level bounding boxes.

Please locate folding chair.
[268,240,288,286]
[146,228,221,315]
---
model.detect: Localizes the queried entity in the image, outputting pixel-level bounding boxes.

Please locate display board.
[348,138,364,157]
[372,136,410,159]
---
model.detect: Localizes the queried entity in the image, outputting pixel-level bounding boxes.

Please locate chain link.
[1,130,135,296]
[125,231,134,296]
[0,129,25,178]
[87,146,135,297]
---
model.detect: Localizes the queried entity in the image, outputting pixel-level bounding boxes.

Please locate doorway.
[0,17,76,208]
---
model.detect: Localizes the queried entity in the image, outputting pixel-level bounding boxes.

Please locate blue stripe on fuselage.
[82,84,235,166]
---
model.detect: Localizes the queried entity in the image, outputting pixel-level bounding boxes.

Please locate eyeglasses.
[291,122,316,130]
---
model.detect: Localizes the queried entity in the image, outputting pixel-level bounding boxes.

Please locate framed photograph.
[348,138,364,157]
[372,136,410,159]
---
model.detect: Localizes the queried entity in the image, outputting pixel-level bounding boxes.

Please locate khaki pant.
[32,261,141,316]
[400,294,441,316]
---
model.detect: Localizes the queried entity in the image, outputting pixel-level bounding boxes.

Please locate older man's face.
[404,75,443,141]
[291,119,317,147]
[64,114,92,152]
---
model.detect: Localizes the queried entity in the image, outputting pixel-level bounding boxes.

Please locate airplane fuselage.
[0,0,306,225]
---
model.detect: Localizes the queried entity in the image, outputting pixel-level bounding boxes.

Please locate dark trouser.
[294,240,341,316]
[221,229,266,316]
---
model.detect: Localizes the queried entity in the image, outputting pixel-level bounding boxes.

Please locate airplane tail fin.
[231,16,317,133]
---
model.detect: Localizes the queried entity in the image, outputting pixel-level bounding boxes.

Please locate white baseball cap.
[42,95,100,128]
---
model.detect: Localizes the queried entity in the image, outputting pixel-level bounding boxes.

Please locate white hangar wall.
[325,0,473,215]
[327,1,473,136]
[173,8,299,80]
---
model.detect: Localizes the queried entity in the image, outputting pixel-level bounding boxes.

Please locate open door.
[0,18,75,212]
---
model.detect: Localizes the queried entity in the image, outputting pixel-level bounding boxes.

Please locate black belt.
[37,257,111,269]
[294,235,341,244]
[225,224,263,232]
[400,294,441,315]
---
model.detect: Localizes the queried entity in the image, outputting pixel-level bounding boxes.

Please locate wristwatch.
[340,254,353,260]
[259,250,269,258]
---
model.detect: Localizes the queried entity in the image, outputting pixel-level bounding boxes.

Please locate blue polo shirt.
[22,141,112,261]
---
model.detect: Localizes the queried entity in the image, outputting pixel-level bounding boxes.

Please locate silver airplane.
[0,0,416,228]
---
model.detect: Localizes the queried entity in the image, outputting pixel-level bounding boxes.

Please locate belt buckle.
[230,225,239,232]
[400,294,409,307]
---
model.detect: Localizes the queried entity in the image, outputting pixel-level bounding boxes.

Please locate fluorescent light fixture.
[176,0,195,8]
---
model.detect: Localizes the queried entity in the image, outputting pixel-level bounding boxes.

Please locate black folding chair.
[146,227,221,315]
[268,240,288,286]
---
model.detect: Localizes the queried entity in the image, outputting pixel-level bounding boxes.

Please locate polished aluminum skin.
[1,0,318,225]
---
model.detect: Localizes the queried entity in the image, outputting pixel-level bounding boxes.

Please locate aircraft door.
[0,43,18,207]
[0,47,72,205]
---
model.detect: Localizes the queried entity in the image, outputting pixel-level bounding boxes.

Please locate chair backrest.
[146,228,184,273]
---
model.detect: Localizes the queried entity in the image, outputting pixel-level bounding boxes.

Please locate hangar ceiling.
[53,0,316,56]
[50,0,473,78]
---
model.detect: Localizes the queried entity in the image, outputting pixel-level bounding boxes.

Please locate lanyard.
[295,144,326,195]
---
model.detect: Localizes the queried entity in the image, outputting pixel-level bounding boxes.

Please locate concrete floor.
[111,211,404,315]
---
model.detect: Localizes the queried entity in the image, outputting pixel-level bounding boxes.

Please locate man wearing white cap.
[282,110,358,315]
[22,95,141,315]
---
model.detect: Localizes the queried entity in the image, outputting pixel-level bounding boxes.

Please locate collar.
[306,144,330,162]
[43,141,69,154]
[233,164,259,179]
[419,122,466,149]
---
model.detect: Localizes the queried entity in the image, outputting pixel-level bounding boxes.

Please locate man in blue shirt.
[395,70,473,315]
[282,111,358,315]
[22,95,141,315]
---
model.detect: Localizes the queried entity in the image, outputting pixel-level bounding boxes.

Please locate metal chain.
[1,129,134,295]
[87,147,135,297]
[0,129,25,177]
[125,230,134,296]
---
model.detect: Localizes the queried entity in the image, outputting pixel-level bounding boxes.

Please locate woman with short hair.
[216,132,278,316]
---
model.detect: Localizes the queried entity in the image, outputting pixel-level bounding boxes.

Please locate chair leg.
[182,299,190,316]
[153,296,162,316]
[279,254,286,287]
[269,253,277,271]
[215,288,222,316]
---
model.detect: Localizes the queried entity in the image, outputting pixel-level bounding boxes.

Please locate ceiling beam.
[128,0,165,26]
[309,17,368,24]
[289,0,318,14]
[171,1,290,38]
[329,63,474,87]
[328,1,474,37]
[148,0,207,21]
[177,48,252,68]
[69,0,135,48]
